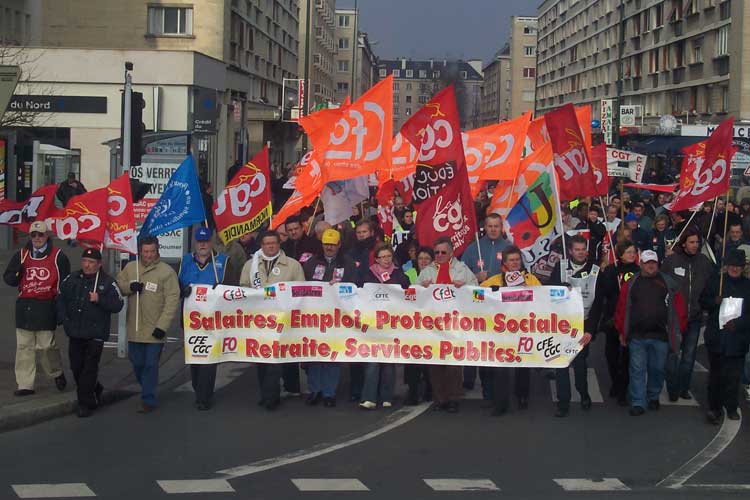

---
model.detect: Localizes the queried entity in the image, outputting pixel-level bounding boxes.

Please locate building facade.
[508,16,538,118]
[333,8,378,103]
[536,0,745,132]
[378,58,483,131]
[480,46,511,126]
[299,0,336,110]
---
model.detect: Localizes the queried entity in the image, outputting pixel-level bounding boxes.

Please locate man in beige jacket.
[116,235,180,413]
[240,230,305,410]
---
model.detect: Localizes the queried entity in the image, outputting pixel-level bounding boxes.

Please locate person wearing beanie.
[700,249,750,424]
[624,212,650,251]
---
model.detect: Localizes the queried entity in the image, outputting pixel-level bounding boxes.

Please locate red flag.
[270,150,324,230]
[545,104,598,200]
[376,179,396,240]
[401,86,477,256]
[591,143,610,196]
[213,146,273,244]
[0,184,58,232]
[104,173,137,254]
[668,118,736,212]
[46,188,108,243]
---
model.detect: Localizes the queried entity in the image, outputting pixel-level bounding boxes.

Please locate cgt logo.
[472,289,485,302]
[195,286,208,302]
[188,336,211,357]
[404,288,417,301]
[222,337,238,354]
[432,286,456,301]
[264,286,276,299]
[223,288,248,301]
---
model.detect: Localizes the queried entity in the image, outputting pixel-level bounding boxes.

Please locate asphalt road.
[0,338,748,500]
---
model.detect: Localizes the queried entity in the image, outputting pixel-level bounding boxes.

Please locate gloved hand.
[152,328,166,340]
[130,282,144,293]
[181,285,192,298]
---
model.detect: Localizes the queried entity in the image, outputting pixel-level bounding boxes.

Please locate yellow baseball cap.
[321,228,341,245]
[29,221,48,234]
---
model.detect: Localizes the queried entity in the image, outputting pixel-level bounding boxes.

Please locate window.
[433,70,440,78]
[393,69,400,77]
[337,60,349,72]
[690,37,703,63]
[524,45,536,56]
[720,86,729,112]
[394,107,399,116]
[654,3,664,27]
[338,38,349,49]
[379,68,387,77]
[419,69,427,78]
[649,48,660,72]
[148,6,193,35]
[393,82,400,91]
[418,95,428,104]
[405,69,413,78]
[406,83,412,90]
[522,67,536,78]
[405,108,412,116]
[522,90,535,102]
[406,95,412,103]
[523,25,536,34]
[337,82,349,92]
[338,15,350,27]
[460,70,467,79]
[716,25,729,56]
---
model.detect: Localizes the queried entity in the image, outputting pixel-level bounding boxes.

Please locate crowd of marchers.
[4,186,750,425]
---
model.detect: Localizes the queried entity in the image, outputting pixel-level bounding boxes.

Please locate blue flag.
[140,155,205,237]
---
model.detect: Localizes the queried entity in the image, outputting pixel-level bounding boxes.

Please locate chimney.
[401,57,407,70]
[430,58,433,69]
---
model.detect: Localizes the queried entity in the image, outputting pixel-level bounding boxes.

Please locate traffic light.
[130,91,144,166]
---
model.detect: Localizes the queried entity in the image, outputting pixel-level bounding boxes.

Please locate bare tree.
[0,44,52,128]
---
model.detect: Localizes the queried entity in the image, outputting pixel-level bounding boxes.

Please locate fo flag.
[668,118,736,212]
[47,188,109,243]
[545,104,598,200]
[0,184,58,232]
[141,155,205,237]
[401,85,477,256]
[104,173,137,254]
[213,147,272,245]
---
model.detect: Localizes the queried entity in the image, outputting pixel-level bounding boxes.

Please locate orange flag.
[488,142,553,217]
[301,75,393,182]
[462,112,531,196]
[270,150,325,229]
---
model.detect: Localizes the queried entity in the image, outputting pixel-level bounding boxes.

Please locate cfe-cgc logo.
[188,335,211,357]
[291,285,323,298]
[404,287,417,301]
[264,286,277,299]
[432,286,456,301]
[195,286,208,302]
[223,288,248,301]
[472,289,485,302]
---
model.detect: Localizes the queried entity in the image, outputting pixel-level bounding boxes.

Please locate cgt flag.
[545,103,598,200]
[46,187,109,243]
[104,173,138,254]
[0,184,58,232]
[213,146,272,245]
[401,85,477,256]
[141,155,205,237]
[270,150,325,229]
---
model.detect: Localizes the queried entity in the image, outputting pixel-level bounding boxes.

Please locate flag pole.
[719,188,732,295]
[705,196,719,245]
[599,196,618,266]
[205,220,220,285]
[669,210,698,251]
[307,197,321,236]
[93,242,103,290]
[135,252,140,331]
[474,231,484,272]
[549,161,568,283]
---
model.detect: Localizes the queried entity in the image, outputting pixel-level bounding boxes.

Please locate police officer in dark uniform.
[58,248,124,417]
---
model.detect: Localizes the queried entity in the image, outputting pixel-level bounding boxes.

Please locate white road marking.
[291,479,369,491]
[104,334,179,349]
[156,479,234,494]
[174,363,248,393]
[549,368,604,403]
[682,484,750,491]
[553,478,630,491]
[12,483,96,498]
[694,361,708,373]
[217,403,430,478]
[424,479,499,491]
[659,387,700,407]
[657,409,742,489]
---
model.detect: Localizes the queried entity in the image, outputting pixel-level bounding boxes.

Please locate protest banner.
[184,282,585,368]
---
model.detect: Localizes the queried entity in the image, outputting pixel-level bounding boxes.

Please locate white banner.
[606,148,647,182]
[184,283,585,368]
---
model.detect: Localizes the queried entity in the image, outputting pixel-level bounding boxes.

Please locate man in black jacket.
[58,248,124,417]
[3,221,70,396]
[282,215,322,264]
[56,172,87,206]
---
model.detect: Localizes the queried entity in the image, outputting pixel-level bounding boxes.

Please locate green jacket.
[116,258,180,343]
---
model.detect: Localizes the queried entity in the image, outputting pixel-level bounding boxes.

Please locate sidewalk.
[0,238,187,432]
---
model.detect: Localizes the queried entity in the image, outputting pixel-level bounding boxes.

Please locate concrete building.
[299,0,336,111]
[480,46,511,126]
[508,16,538,119]
[333,7,378,103]
[536,0,743,133]
[0,0,40,45]
[378,58,483,130]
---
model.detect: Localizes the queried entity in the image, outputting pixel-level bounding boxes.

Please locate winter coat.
[115,258,180,343]
[281,234,322,264]
[587,261,640,334]
[359,266,411,289]
[460,235,510,277]
[303,253,358,283]
[481,271,541,288]
[700,272,750,357]
[661,250,714,321]
[3,242,70,331]
[239,251,305,287]
[347,236,377,282]
[417,259,478,286]
[57,270,124,341]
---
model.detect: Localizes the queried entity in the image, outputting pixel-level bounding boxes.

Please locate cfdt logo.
[223,288,248,301]
[432,286,456,301]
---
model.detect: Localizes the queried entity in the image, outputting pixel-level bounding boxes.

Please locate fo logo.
[195,286,208,302]
[26,267,51,281]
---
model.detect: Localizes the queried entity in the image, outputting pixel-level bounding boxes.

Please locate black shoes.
[13,389,35,397]
[323,397,336,408]
[55,374,67,391]
[668,392,679,402]
[555,406,569,418]
[264,399,279,411]
[727,410,740,420]
[76,406,93,418]
[305,392,322,406]
[617,395,628,407]
[196,402,211,411]
[647,400,660,411]
[629,406,645,416]
[581,394,592,411]
[490,406,508,417]
[679,390,692,400]
[445,401,459,413]
[94,384,103,408]
[706,410,722,425]
[517,397,529,410]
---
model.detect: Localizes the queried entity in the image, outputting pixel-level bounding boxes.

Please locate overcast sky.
[336,0,537,64]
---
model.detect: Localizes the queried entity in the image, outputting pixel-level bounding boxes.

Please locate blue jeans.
[629,338,669,409]
[361,363,395,403]
[555,345,589,408]
[128,342,163,406]
[307,363,341,398]
[666,319,701,395]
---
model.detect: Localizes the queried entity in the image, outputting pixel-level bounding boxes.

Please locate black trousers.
[68,337,104,410]
[605,328,629,399]
[282,363,300,393]
[404,365,432,399]
[462,366,494,398]
[707,352,744,413]
[190,364,217,406]
[257,363,282,404]
[493,368,530,411]
[349,363,365,399]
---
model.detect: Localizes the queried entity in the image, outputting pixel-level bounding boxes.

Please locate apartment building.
[479,46,511,125]
[378,58,483,130]
[299,0,336,110]
[508,16,538,118]
[333,8,378,103]
[536,0,745,132]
